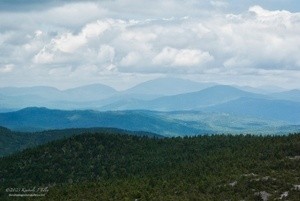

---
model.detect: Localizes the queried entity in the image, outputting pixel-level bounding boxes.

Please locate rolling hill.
[0,126,163,157]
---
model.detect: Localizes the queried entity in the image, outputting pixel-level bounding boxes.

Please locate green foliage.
[0,132,299,200]
[0,127,162,157]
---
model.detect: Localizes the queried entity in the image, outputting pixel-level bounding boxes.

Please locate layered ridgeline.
[0,78,214,110]
[1,77,300,111]
[0,78,299,135]
[0,132,299,200]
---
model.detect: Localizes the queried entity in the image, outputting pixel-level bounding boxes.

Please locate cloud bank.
[0,0,300,89]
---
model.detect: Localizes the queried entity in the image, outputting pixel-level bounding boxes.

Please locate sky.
[0,0,300,90]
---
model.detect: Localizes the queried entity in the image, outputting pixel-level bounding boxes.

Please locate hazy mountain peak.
[0,86,61,94]
[64,83,117,93]
[202,85,242,91]
[164,85,256,99]
[125,77,215,96]
[270,89,300,102]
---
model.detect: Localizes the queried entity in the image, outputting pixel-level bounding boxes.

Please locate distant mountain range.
[0,78,215,110]
[104,85,265,111]
[0,77,299,135]
[0,83,117,109]
[1,77,298,112]
[0,78,300,111]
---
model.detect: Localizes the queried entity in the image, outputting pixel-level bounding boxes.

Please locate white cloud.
[210,1,228,8]
[153,47,213,67]
[40,2,108,27]
[49,20,112,54]
[52,32,87,53]
[0,64,14,73]
[34,30,43,38]
[120,52,141,67]
[98,45,115,63]
[1,1,300,89]
[33,48,54,64]
[82,20,112,38]
[223,57,251,68]
[121,31,157,42]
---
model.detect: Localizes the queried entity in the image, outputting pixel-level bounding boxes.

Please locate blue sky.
[0,0,300,90]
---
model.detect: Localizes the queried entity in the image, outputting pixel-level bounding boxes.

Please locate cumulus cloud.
[0,64,14,73]
[216,5,300,70]
[210,1,228,8]
[0,1,300,89]
[33,48,54,64]
[52,33,87,53]
[98,45,115,63]
[120,52,141,67]
[153,47,213,67]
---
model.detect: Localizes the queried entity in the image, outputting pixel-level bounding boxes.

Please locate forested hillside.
[0,132,299,200]
[0,126,162,157]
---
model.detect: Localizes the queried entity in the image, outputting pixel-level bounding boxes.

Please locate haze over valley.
[0,77,299,136]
